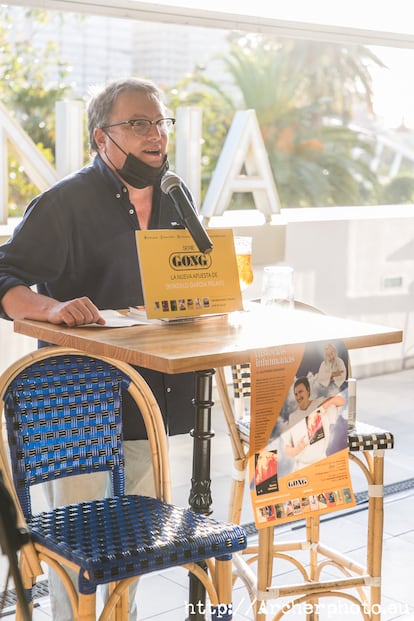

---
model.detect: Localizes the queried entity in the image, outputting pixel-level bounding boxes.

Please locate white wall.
[283,205,414,377]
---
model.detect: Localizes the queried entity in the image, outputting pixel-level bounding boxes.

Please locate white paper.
[78,309,154,328]
[127,307,157,324]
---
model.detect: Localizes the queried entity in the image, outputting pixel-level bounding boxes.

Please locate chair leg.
[367,450,385,621]
[255,527,274,621]
[15,546,43,621]
[105,580,128,621]
[228,466,247,524]
[15,589,34,621]
[78,592,97,621]
[100,577,137,621]
[37,553,79,618]
[306,516,321,621]
[113,589,129,621]
[212,557,234,621]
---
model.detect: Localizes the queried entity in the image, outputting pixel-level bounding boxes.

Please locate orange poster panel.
[249,340,355,528]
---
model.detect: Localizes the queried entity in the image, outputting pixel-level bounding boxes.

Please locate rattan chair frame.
[0,346,247,621]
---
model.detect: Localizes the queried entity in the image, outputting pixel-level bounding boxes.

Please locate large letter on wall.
[175,106,202,208]
[201,109,280,222]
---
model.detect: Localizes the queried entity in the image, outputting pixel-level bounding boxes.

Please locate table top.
[13,307,403,374]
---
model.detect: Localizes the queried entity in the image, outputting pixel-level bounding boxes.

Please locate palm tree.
[0,7,72,215]
[168,34,384,208]
[277,39,385,122]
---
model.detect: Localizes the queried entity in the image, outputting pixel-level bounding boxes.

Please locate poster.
[249,340,355,528]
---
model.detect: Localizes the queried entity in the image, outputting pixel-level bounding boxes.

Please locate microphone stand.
[0,472,32,621]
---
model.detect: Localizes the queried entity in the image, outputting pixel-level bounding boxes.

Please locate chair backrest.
[0,347,172,522]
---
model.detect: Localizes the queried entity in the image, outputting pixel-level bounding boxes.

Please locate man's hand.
[46,297,106,327]
[1,286,105,326]
[285,435,308,457]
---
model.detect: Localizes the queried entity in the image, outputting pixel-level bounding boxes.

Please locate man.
[282,376,345,472]
[0,77,196,619]
[315,343,347,396]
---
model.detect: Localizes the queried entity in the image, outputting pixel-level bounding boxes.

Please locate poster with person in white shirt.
[249,340,354,528]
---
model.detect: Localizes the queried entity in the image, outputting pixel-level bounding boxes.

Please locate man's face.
[326,346,335,362]
[294,382,311,410]
[95,90,169,171]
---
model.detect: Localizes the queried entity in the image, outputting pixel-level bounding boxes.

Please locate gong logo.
[287,478,308,488]
[169,252,212,270]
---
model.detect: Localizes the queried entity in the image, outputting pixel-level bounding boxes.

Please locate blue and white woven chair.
[0,347,247,621]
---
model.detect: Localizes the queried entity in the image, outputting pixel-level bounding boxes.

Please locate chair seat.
[235,416,250,443]
[28,494,247,594]
[348,420,394,451]
[235,418,394,452]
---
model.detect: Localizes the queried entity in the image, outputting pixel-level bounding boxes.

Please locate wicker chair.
[0,347,247,621]
[215,303,394,620]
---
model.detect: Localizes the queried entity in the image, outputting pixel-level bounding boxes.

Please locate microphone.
[161,172,213,254]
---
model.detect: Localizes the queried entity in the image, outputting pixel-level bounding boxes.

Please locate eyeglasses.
[101,118,176,136]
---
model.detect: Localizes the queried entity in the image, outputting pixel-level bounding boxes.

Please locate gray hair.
[87,77,166,153]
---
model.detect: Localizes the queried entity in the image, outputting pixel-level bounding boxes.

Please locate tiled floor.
[1,368,414,620]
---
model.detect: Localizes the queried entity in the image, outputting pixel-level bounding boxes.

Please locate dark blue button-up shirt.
[0,155,196,439]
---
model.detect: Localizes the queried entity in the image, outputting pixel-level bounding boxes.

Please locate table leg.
[188,368,215,620]
[189,368,215,514]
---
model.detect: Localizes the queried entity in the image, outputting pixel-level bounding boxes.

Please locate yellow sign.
[136,228,243,319]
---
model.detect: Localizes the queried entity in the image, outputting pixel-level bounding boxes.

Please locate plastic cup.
[260,265,294,310]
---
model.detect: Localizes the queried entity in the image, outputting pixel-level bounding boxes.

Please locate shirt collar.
[93,154,126,194]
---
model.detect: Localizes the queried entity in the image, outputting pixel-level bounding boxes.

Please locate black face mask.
[117,151,169,189]
[103,132,169,189]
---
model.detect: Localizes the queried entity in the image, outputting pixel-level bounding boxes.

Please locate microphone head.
[160,171,182,194]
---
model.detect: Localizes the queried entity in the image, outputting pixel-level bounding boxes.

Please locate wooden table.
[14,308,402,374]
[14,307,402,512]
[14,307,402,617]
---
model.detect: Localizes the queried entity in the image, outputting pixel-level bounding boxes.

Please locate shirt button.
[166,387,172,393]
[129,208,134,215]
[115,193,121,199]
[122,187,128,193]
